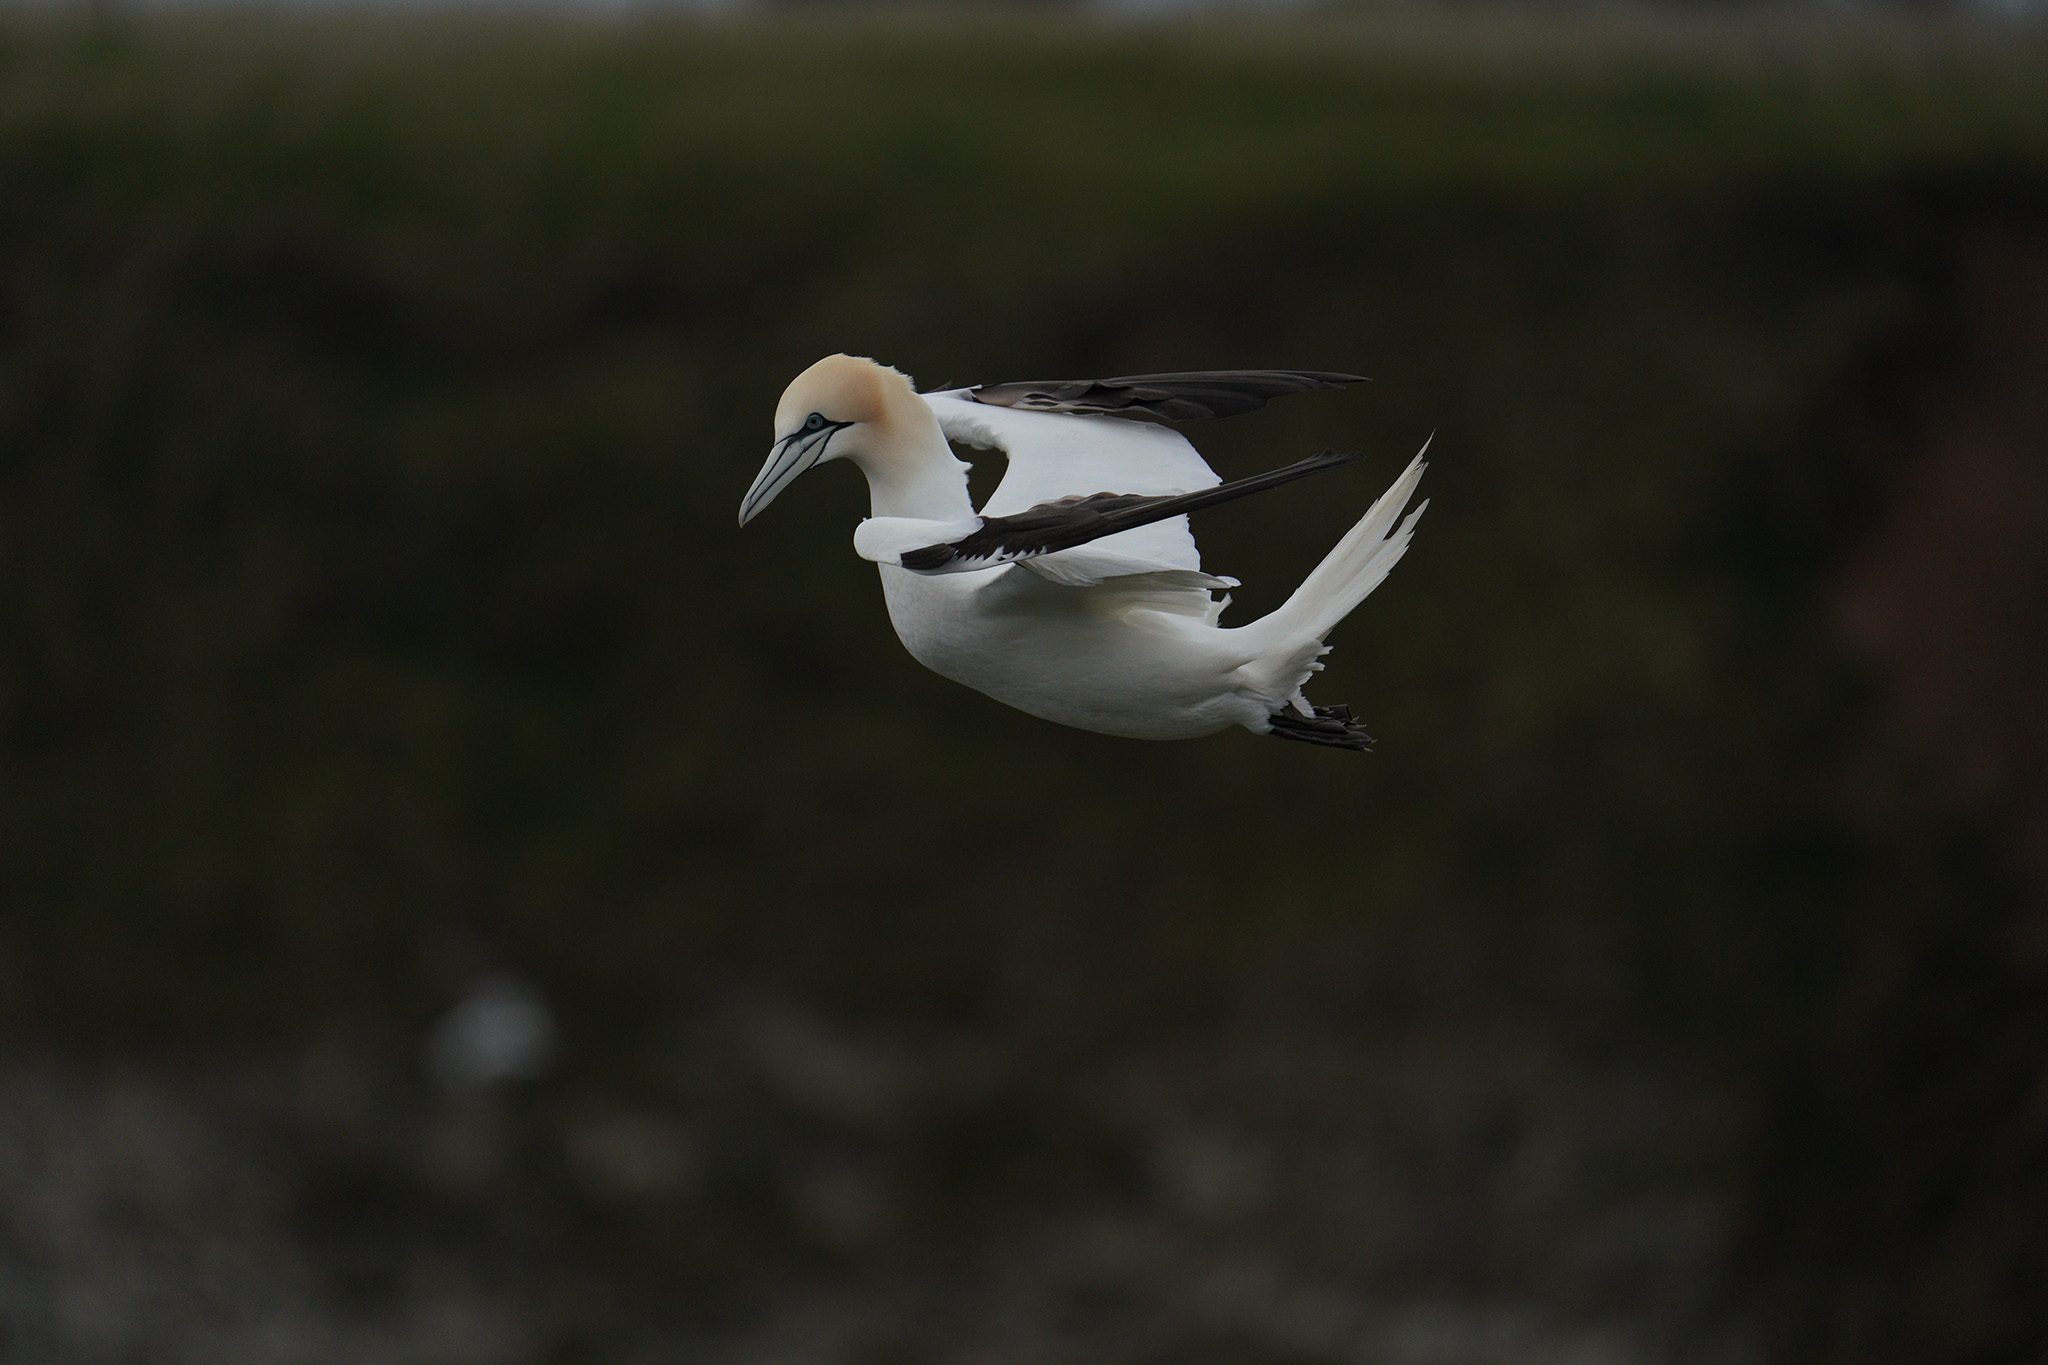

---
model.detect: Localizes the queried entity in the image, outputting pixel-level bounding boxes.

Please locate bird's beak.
[739,429,832,527]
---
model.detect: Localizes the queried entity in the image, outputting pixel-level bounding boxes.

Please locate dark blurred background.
[3,6,2046,1362]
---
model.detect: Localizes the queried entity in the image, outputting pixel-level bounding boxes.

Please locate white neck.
[856,404,974,521]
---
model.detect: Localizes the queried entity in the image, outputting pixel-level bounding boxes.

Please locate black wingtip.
[898,544,953,572]
[967,369,1373,423]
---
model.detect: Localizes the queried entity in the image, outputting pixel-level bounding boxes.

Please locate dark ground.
[2,11,2046,1362]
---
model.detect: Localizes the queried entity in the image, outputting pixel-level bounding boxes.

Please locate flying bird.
[739,355,1427,749]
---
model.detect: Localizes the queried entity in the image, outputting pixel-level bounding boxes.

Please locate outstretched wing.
[967,370,1364,422]
[920,369,1365,588]
[922,388,1219,574]
[852,513,1238,602]
[894,451,1364,576]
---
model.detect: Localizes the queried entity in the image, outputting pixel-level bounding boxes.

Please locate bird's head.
[740,354,915,526]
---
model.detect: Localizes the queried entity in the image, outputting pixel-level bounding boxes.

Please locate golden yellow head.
[741,354,924,526]
[772,354,904,435]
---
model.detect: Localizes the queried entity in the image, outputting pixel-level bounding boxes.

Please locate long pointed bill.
[738,427,840,526]
[739,434,813,526]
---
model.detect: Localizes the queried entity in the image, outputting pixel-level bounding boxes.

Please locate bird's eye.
[804,412,826,431]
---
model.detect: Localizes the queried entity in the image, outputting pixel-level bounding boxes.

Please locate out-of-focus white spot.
[424,973,559,1092]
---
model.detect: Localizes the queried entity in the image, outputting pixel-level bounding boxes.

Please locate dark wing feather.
[968,369,1365,423]
[899,450,1364,573]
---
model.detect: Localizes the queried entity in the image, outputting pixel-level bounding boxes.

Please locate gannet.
[739,355,1428,749]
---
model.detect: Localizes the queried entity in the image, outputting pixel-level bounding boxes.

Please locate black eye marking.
[804,412,826,431]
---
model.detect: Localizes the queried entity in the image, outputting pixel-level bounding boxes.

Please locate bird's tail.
[1234,442,1429,712]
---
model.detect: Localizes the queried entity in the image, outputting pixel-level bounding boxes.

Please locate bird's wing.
[852,515,1232,622]
[876,451,1365,578]
[1014,548,1236,593]
[922,388,1221,573]
[965,369,1364,422]
[922,371,1364,577]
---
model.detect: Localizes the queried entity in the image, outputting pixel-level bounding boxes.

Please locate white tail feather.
[1237,442,1429,705]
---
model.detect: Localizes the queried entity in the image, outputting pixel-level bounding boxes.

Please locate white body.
[878,562,1269,739]
[742,357,1427,744]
